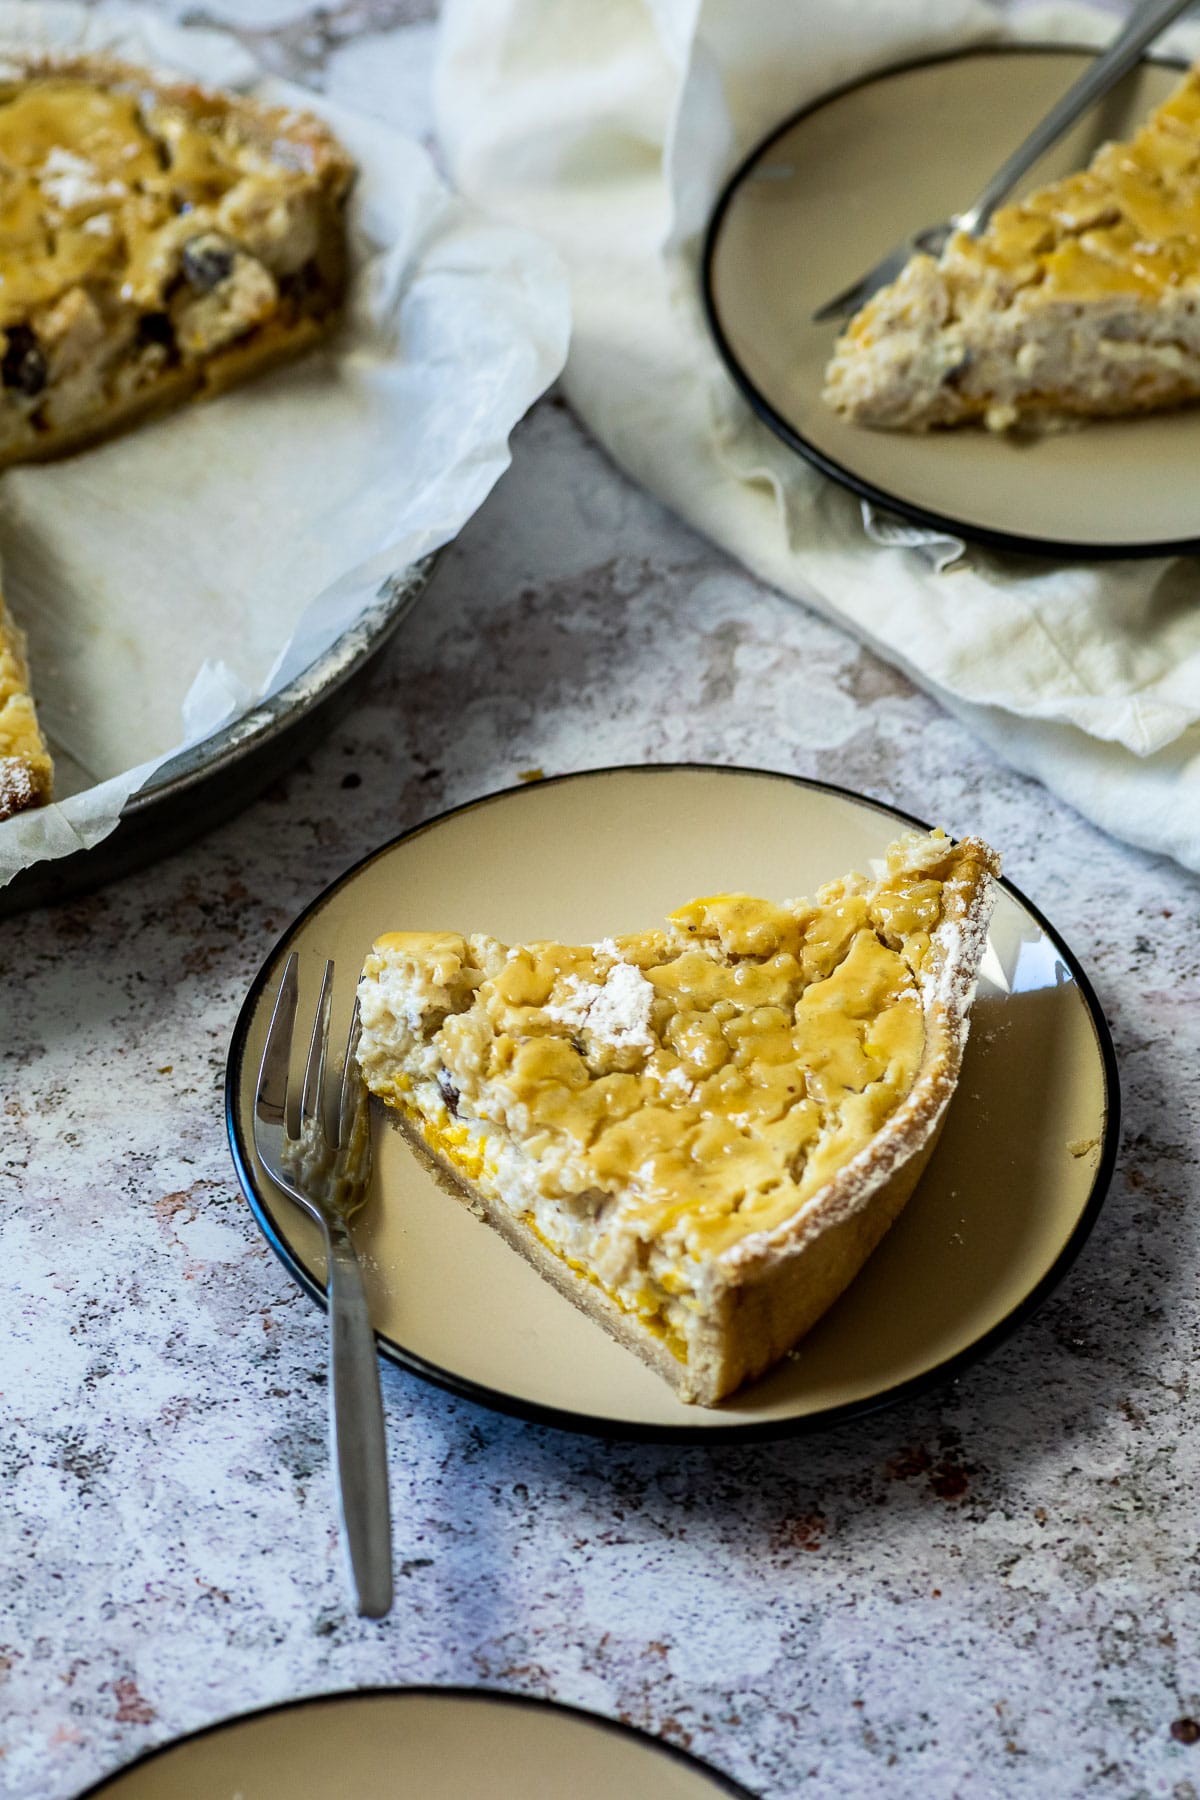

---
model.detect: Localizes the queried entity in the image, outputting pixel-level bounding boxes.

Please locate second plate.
[703,47,1195,557]
[226,765,1118,1441]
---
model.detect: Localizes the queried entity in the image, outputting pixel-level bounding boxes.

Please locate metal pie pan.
[1,556,435,917]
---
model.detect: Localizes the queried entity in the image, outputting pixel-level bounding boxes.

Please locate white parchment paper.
[0,2,570,887]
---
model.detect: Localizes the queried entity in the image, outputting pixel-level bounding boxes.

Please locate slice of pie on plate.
[823,61,1200,431]
[0,56,355,819]
[356,828,1000,1406]
[0,567,51,819]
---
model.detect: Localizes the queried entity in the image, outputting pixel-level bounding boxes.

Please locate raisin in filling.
[436,1071,461,1118]
[180,233,237,293]
[278,258,326,313]
[136,312,178,357]
[1,326,47,398]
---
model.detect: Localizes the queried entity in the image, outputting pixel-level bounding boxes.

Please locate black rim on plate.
[225,763,1122,1444]
[0,556,438,920]
[72,1685,757,1798]
[701,44,1194,561]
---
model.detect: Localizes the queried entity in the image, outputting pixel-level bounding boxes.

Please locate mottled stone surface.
[4,9,1200,1800]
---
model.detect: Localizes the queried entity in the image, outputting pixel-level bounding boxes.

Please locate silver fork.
[812,0,1196,323]
[254,952,393,1620]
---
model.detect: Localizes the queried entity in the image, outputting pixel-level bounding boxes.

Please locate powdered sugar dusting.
[0,755,37,818]
[39,146,126,211]
[658,1064,697,1102]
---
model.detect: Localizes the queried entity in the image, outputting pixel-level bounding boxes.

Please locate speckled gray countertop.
[4,6,1200,1799]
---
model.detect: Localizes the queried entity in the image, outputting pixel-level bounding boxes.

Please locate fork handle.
[958,0,1198,235]
[326,1225,393,1619]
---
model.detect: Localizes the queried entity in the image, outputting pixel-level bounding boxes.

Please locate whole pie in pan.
[824,61,1200,431]
[355,828,1000,1406]
[0,55,354,820]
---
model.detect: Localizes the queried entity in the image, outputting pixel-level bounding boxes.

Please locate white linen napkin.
[434,0,1200,872]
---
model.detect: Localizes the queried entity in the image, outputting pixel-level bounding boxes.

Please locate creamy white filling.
[358,963,457,1070]
[826,270,1200,430]
[407,1076,704,1359]
[38,146,127,211]
[544,957,655,1053]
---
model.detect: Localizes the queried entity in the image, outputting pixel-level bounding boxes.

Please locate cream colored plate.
[227,767,1118,1439]
[78,1689,751,1798]
[704,48,1196,555]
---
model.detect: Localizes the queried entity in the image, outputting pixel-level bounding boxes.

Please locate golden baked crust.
[356,829,1000,1405]
[0,571,51,819]
[824,62,1200,430]
[0,55,354,819]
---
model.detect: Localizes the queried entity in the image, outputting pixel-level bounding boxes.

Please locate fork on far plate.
[254,953,393,1620]
[812,0,1196,323]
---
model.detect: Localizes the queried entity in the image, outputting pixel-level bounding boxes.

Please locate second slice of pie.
[356,828,1000,1406]
[0,55,354,469]
[824,61,1200,432]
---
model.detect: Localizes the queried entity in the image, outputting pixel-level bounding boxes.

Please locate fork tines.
[256,953,364,1154]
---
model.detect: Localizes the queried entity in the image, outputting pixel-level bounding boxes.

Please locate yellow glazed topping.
[0,83,164,317]
[838,64,1200,364]
[358,833,982,1261]
[0,67,345,400]
[0,77,309,323]
[952,67,1200,305]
